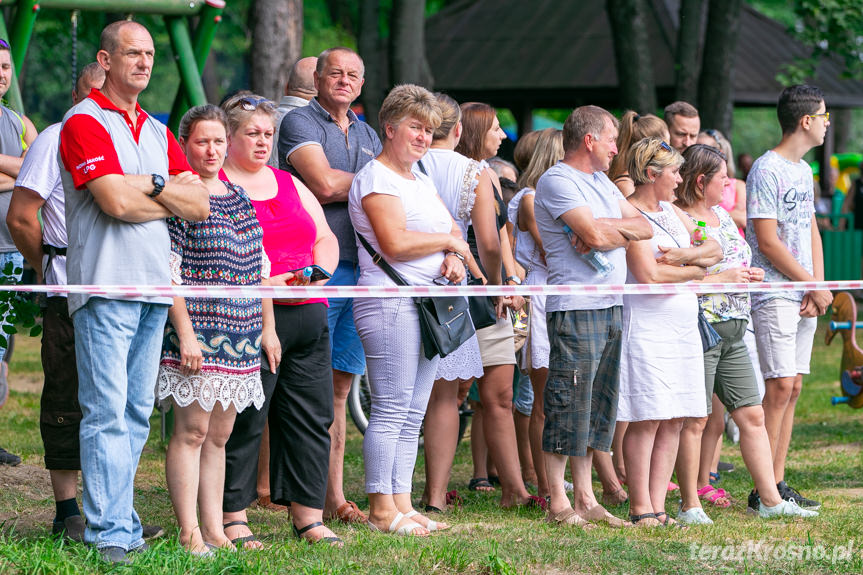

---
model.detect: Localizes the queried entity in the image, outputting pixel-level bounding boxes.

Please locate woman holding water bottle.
[617,138,722,527]
[672,145,815,522]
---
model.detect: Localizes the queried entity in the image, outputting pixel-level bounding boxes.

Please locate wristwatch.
[504,275,522,285]
[148,173,165,198]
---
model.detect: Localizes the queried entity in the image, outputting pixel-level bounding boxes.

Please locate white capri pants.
[354,297,440,495]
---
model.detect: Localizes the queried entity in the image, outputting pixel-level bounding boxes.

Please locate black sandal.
[468,477,494,491]
[292,521,343,547]
[223,520,261,549]
[654,511,685,529]
[629,512,660,526]
[424,504,444,514]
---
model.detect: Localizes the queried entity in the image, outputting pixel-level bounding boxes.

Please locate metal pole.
[0,12,24,113]
[165,16,207,106]
[1,0,204,16]
[167,0,224,132]
[9,0,39,77]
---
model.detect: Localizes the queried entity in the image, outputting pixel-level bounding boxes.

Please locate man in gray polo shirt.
[535,105,652,528]
[279,46,381,524]
[59,21,208,563]
[267,56,317,168]
[0,39,38,468]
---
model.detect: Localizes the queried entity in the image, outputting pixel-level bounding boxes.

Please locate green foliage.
[0,261,41,349]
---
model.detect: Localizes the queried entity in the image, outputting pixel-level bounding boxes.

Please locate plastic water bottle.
[691,221,707,246]
[562,224,614,277]
[303,266,313,279]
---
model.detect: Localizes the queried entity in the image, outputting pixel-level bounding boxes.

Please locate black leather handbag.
[357,233,475,360]
[466,274,497,330]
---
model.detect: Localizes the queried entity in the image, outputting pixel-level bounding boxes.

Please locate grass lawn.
[0,317,862,574]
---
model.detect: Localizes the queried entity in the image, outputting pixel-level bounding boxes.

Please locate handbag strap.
[635,205,683,249]
[356,232,411,287]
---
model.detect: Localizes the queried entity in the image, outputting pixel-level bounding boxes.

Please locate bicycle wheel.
[347,370,371,435]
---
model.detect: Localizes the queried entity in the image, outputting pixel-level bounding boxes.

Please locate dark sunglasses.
[232,96,273,112]
[659,141,672,152]
[0,39,9,50]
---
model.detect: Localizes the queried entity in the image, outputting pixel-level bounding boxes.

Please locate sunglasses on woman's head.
[234,96,273,112]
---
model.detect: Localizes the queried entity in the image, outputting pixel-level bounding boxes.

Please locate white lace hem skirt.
[435,333,484,382]
[157,363,265,413]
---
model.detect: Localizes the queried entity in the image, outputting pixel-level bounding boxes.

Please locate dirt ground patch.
[0,464,55,535]
[9,373,43,395]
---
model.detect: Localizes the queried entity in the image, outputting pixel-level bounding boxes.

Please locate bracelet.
[504,275,522,285]
[445,251,465,262]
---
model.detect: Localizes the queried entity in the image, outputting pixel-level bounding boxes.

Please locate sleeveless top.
[221,166,325,306]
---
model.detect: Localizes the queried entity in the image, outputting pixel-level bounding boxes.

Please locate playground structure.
[0,0,225,132]
[826,292,863,407]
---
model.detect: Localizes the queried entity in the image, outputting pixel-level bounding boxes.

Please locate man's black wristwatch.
[148,173,165,198]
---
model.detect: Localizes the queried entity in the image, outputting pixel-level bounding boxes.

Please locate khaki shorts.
[476,316,516,367]
[703,319,761,413]
[751,298,817,380]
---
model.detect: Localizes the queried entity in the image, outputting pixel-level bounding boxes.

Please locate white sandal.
[405,509,447,532]
[367,511,425,536]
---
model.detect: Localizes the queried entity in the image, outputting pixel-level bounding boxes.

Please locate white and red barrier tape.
[2,280,861,299]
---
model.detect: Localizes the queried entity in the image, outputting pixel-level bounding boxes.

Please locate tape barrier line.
[1,280,861,299]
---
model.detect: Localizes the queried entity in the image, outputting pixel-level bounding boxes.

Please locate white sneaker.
[759,499,819,518]
[563,480,574,492]
[676,506,714,525]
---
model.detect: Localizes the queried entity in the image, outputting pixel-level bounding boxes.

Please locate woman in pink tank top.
[218,93,342,547]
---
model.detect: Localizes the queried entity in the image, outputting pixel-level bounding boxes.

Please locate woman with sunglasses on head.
[608,111,670,198]
[219,92,341,546]
[159,104,272,555]
[618,138,722,527]
[454,103,545,510]
[349,85,468,536]
[673,144,816,523]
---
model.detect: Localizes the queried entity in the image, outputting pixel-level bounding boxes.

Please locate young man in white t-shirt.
[746,84,832,512]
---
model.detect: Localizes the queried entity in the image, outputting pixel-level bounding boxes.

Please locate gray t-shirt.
[535,162,627,312]
[746,150,814,310]
[268,96,311,169]
[279,98,381,264]
[0,105,26,252]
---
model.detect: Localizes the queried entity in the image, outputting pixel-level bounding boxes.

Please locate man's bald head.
[74,62,106,104]
[285,57,317,99]
[100,20,149,54]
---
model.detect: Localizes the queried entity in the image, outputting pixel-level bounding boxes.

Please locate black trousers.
[40,297,82,470]
[223,303,334,512]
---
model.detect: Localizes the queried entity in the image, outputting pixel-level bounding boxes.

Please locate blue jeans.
[0,252,23,360]
[327,260,366,375]
[73,298,169,550]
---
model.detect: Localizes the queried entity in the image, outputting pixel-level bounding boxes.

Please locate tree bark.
[674,0,707,105]
[697,0,742,136]
[832,108,852,153]
[606,0,657,112]
[358,0,383,133]
[389,0,433,88]
[250,0,302,101]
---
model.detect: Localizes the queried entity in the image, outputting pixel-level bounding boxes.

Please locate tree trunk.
[250,0,302,101]
[697,0,742,136]
[324,0,355,35]
[832,108,852,153]
[358,0,383,133]
[389,0,432,88]
[606,0,657,112]
[674,0,706,105]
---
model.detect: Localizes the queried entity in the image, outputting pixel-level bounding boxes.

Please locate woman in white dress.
[419,93,503,512]
[619,138,722,527]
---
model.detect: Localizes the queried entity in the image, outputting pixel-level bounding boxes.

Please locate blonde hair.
[628,137,684,186]
[513,129,543,172]
[699,129,736,176]
[220,91,278,136]
[518,129,563,190]
[676,144,727,207]
[608,111,668,181]
[379,84,442,135]
[432,92,461,141]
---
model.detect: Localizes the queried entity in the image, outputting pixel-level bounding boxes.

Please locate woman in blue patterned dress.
[157,105,278,555]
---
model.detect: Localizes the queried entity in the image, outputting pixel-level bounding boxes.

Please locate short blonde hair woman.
[609,111,670,196]
[349,84,468,536]
[619,138,722,527]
